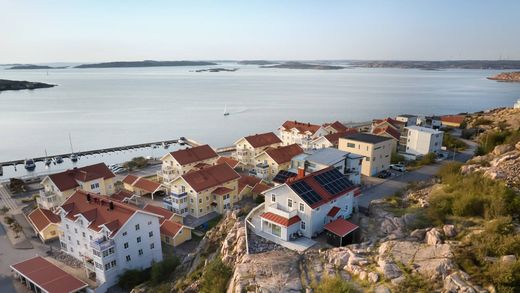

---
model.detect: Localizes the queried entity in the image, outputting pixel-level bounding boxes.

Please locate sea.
[0,62,519,179]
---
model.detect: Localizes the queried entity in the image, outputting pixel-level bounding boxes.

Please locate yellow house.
[38,163,116,210]
[234,132,282,168]
[253,144,304,181]
[122,175,167,199]
[143,204,193,247]
[338,133,394,176]
[159,144,219,183]
[27,208,61,242]
[165,163,241,219]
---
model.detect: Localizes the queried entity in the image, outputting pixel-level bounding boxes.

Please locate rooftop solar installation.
[290,181,322,205]
[272,170,297,184]
[314,168,354,195]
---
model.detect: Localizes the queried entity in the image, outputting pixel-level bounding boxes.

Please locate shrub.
[254,195,265,204]
[123,156,149,171]
[443,133,467,150]
[150,256,180,285]
[4,216,14,225]
[200,258,232,293]
[419,153,436,165]
[118,269,149,290]
[315,275,357,293]
[391,151,405,164]
[394,272,434,293]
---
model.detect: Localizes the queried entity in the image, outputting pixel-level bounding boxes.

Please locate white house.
[404,126,444,155]
[279,120,347,150]
[159,144,219,183]
[255,167,360,243]
[58,190,163,292]
[395,114,418,126]
[418,116,442,129]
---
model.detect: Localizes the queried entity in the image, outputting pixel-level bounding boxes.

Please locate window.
[199,198,202,204]
[95,262,103,270]
[70,247,74,252]
[299,203,304,212]
[271,194,276,202]
[76,240,80,245]
[122,231,127,236]
[111,260,117,267]
[137,237,141,243]
[68,236,71,241]
[138,249,143,256]
[199,208,202,213]
[91,183,100,189]
[150,243,155,249]
[365,157,370,161]
[74,228,78,234]
[135,224,140,231]
[93,249,101,257]
[149,231,153,237]
[66,224,69,230]
[148,221,152,225]
[104,263,110,271]
[301,221,306,230]
[124,242,129,249]
[287,199,293,208]
[126,255,131,262]
[82,232,86,238]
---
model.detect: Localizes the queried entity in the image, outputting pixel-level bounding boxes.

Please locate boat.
[24,159,36,171]
[223,104,230,116]
[54,156,64,164]
[44,149,52,166]
[69,133,78,162]
[162,142,169,149]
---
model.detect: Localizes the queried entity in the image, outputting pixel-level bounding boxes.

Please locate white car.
[389,164,406,172]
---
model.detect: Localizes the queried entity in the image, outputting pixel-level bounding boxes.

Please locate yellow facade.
[338,137,394,176]
[38,223,60,242]
[161,226,192,247]
[235,137,281,168]
[254,153,291,180]
[161,155,218,182]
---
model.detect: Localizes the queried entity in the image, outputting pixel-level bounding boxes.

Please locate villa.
[253,144,304,180]
[279,120,347,150]
[27,207,61,242]
[234,132,282,168]
[338,133,394,176]
[440,115,466,128]
[158,144,219,183]
[122,175,167,199]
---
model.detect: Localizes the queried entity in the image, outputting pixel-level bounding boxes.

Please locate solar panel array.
[272,170,297,184]
[314,169,354,195]
[290,181,322,205]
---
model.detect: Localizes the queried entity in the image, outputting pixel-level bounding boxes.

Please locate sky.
[1,0,519,63]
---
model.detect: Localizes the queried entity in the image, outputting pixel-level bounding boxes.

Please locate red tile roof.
[324,218,359,237]
[323,129,359,145]
[143,204,173,223]
[132,177,162,193]
[110,190,134,202]
[327,206,341,217]
[441,115,465,125]
[323,121,348,133]
[46,163,115,192]
[281,120,321,135]
[243,132,282,148]
[10,256,88,293]
[373,125,400,140]
[260,212,301,227]
[217,156,240,168]
[252,182,271,195]
[212,186,233,195]
[168,144,218,166]
[28,208,60,232]
[238,175,262,193]
[264,144,304,164]
[182,163,240,192]
[122,174,138,185]
[160,220,184,237]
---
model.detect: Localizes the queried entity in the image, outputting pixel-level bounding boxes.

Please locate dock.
[0,138,193,168]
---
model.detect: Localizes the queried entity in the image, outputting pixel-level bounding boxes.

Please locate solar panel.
[272,170,297,184]
[314,169,354,195]
[291,181,322,205]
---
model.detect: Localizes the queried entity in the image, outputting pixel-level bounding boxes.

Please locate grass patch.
[314,274,358,293]
[443,132,467,151]
[199,257,232,293]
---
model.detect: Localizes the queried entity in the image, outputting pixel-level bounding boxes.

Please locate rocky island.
[75,60,217,68]
[6,64,67,70]
[487,71,520,82]
[261,61,344,70]
[194,68,238,72]
[238,60,277,65]
[0,79,56,91]
[350,60,520,70]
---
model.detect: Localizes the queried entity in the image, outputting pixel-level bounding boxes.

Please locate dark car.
[377,170,392,178]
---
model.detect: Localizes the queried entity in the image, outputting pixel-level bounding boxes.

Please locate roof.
[322,129,358,145]
[343,133,394,144]
[238,175,262,193]
[373,125,400,140]
[160,220,184,237]
[305,148,351,166]
[260,212,301,227]
[46,163,115,192]
[272,170,297,184]
[28,208,60,232]
[181,163,240,192]
[281,120,321,135]
[212,186,233,195]
[60,190,157,236]
[10,256,88,293]
[397,114,417,118]
[264,144,304,164]
[122,174,139,185]
[324,218,359,237]
[440,115,465,125]
[110,190,134,202]
[243,132,281,148]
[132,177,162,193]
[405,125,443,134]
[287,167,356,209]
[217,156,240,169]
[327,206,341,217]
[167,144,218,166]
[252,182,271,195]
[143,204,173,223]
[323,121,348,132]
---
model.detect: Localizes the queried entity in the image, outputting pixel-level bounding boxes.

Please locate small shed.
[324,218,359,247]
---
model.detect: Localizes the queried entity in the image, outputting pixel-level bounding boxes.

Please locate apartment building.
[57,191,163,291]
[338,133,394,176]
[234,132,282,167]
[159,144,219,183]
[254,144,304,180]
[38,163,116,210]
[163,163,241,219]
[404,126,444,155]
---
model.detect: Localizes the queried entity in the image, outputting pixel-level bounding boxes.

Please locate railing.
[170,192,188,198]
[90,237,114,251]
[266,203,298,219]
[256,162,269,169]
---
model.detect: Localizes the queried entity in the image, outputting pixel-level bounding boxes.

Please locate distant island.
[0,79,56,91]
[260,62,344,70]
[238,60,277,65]
[6,64,67,70]
[349,60,520,70]
[75,60,217,69]
[194,68,239,73]
[487,71,520,82]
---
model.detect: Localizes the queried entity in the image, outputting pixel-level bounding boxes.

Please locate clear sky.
[1,0,519,63]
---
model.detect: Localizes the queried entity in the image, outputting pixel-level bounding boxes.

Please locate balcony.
[37,190,58,209]
[266,203,298,219]
[90,237,114,251]
[256,162,269,169]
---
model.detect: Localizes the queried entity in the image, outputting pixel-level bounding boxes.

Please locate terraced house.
[254,144,304,180]
[279,120,347,150]
[234,132,282,168]
[159,144,219,182]
[38,163,116,210]
[163,163,241,219]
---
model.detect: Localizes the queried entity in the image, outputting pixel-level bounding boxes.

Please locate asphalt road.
[357,139,477,208]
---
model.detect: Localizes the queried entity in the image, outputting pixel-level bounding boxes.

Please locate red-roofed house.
[234,132,282,168]
[311,129,359,149]
[254,144,304,180]
[122,175,167,199]
[253,167,358,245]
[27,208,61,242]
[143,204,192,247]
[324,218,359,246]
[279,120,348,150]
[38,163,116,210]
[216,156,243,170]
[159,144,219,182]
[440,115,466,128]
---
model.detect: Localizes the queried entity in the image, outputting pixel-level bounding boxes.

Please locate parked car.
[377,170,392,178]
[112,167,127,174]
[389,164,406,172]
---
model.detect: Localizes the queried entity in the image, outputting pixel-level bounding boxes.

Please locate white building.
[159,144,219,183]
[58,191,163,292]
[279,120,347,150]
[289,148,363,185]
[514,99,520,109]
[395,114,418,126]
[255,167,360,242]
[404,126,444,156]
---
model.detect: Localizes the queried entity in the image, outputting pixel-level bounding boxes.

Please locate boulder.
[391,276,406,285]
[374,285,391,293]
[501,255,517,265]
[516,141,520,151]
[377,259,402,279]
[443,225,457,238]
[368,272,379,283]
[493,144,513,156]
[443,271,481,293]
[410,228,428,240]
[359,271,368,281]
[425,228,443,245]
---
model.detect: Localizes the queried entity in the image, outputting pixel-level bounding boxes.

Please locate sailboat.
[69,133,78,162]
[223,104,230,116]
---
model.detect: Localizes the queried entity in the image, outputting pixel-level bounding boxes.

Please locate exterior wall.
[39,224,59,241]
[161,227,192,247]
[338,138,393,176]
[160,155,218,183]
[311,137,334,149]
[254,153,281,181]
[235,138,281,168]
[405,127,444,155]
[395,116,418,126]
[279,127,328,149]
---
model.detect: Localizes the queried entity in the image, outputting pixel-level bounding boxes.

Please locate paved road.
[357,139,477,208]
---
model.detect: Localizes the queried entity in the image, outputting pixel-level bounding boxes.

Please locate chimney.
[109,201,114,210]
[297,167,305,179]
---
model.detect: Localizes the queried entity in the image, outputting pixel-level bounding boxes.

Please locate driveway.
[357,139,477,208]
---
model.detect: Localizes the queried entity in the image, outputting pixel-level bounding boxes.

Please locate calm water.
[0,63,519,178]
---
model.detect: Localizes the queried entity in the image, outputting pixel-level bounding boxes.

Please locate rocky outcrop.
[425,228,443,245]
[444,271,487,293]
[487,71,520,82]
